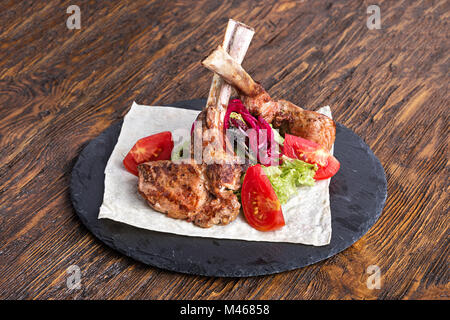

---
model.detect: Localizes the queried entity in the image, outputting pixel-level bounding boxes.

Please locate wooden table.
[0,0,448,300]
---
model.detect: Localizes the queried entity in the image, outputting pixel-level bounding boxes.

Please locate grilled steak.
[137,160,241,228]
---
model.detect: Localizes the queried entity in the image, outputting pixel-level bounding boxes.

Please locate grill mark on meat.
[137,161,241,228]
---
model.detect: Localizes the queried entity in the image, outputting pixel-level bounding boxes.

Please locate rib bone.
[205,19,255,111]
[203,45,261,97]
[198,19,254,164]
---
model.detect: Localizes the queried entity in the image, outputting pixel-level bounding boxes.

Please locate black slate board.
[70,99,387,277]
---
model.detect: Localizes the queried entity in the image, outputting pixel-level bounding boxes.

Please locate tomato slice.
[123,152,139,176]
[123,131,174,176]
[241,164,285,231]
[315,155,340,180]
[283,134,340,180]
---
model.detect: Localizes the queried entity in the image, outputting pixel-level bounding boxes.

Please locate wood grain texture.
[0,0,448,300]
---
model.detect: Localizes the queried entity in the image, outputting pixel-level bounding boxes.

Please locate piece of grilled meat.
[202,45,336,151]
[137,161,241,228]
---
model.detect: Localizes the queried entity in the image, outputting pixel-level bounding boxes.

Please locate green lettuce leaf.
[269,124,285,145]
[171,139,190,161]
[262,157,317,204]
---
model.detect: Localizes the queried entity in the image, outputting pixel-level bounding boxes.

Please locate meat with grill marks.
[137,161,241,227]
[136,20,254,228]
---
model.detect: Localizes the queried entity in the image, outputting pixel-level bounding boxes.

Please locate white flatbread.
[98,102,333,245]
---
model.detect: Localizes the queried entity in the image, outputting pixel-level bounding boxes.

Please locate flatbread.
[98,102,333,245]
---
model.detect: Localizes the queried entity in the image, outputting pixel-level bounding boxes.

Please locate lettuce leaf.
[262,157,317,204]
[171,139,190,161]
[270,124,284,145]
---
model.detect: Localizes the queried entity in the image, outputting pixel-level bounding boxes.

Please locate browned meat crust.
[274,100,336,151]
[137,161,241,228]
[202,46,336,151]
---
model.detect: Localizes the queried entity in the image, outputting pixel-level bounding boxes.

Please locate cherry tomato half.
[241,164,285,231]
[123,131,174,176]
[283,134,340,180]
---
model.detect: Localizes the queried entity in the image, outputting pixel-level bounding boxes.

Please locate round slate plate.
[70,99,387,277]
